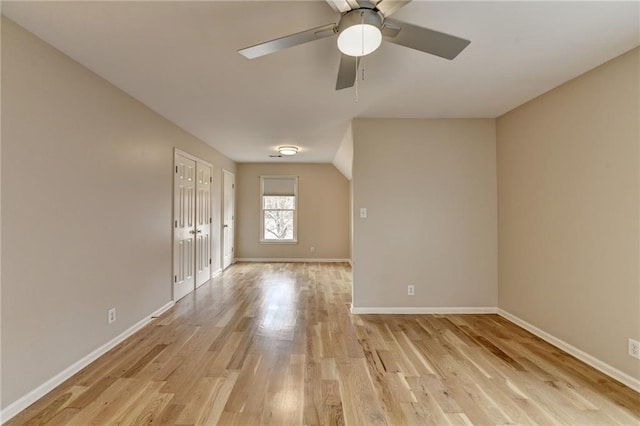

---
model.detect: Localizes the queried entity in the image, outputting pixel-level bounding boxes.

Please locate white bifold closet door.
[173,152,212,301]
[195,163,212,288]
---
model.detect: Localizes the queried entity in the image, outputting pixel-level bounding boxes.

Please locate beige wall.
[236,163,350,260]
[333,123,353,180]
[497,48,640,379]
[1,17,235,409]
[352,119,498,309]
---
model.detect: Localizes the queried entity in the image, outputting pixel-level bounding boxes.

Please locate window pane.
[264,210,294,240]
[263,196,295,210]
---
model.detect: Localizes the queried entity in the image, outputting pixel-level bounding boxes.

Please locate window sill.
[260,240,298,245]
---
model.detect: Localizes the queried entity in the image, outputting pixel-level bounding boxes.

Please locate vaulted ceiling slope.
[3,1,639,163]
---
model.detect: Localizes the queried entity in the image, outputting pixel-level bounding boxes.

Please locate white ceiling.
[3,1,639,163]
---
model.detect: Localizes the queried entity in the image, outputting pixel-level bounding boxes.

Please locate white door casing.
[222,170,235,269]
[195,162,212,288]
[173,154,196,301]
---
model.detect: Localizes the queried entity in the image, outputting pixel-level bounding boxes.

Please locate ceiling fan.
[238,0,470,90]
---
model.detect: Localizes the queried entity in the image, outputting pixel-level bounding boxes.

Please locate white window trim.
[260,175,298,244]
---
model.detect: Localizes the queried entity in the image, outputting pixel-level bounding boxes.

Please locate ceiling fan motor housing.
[339,8,383,34]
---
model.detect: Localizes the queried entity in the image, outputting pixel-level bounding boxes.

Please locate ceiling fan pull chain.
[355,10,364,102]
[361,14,366,82]
[355,58,359,102]
[361,11,365,57]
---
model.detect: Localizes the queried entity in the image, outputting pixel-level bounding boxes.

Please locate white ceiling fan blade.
[238,23,337,59]
[354,0,379,9]
[383,18,470,60]
[325,0,351,13]
[326,0,377,12]
[376,0,411,17]
[336,54,360,90]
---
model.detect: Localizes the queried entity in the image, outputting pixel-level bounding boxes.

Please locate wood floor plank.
[155,403,185,425]
[129,391,174,426]
[174,377,220,425]
[199,370,239,426]
[18,386,86,426]
[66,378,143,425]
[6,262,639,425]
[109,381,168,425]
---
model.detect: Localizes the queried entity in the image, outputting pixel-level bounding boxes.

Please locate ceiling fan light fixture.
[337,9,383,57]
[278,146,299,156]
[338,24,382,56]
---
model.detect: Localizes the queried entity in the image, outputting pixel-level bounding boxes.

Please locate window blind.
[262,176,296,196]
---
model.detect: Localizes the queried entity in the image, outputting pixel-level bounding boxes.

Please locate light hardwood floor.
[7,262,640,425]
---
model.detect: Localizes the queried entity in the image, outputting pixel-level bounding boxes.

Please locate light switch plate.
[360,208,367,219]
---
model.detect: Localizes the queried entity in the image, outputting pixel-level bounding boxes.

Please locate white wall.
[497,47,640,380]
[1,17,235,409]
[352,119,498,310]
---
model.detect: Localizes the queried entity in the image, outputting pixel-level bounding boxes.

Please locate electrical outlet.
[629,338,640,359]
[310,246,315,253]
[108,308,116,324]
[408,285,415,296]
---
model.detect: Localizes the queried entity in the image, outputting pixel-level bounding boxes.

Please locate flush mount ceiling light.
[337,9,383,57]
[278,146,299,156]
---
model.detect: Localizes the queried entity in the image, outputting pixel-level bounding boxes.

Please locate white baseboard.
[350,306,498,315]
[497,309,640,393]
[235,258,351,263]
[211,268,222,278]
[0,301,175,424]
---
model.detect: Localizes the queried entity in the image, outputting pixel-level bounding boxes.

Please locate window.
[260,176,298,243]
